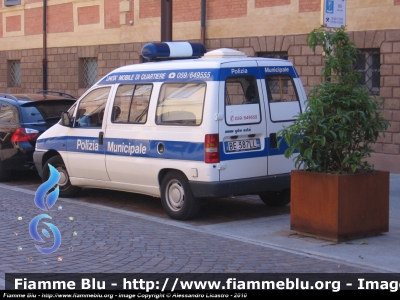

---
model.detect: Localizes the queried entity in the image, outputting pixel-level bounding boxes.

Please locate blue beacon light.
[141,42,207,61]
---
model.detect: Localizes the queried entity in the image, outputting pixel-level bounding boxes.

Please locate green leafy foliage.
[278,27,389,174]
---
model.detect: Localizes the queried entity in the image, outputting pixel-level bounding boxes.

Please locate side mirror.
[60,111,72,127]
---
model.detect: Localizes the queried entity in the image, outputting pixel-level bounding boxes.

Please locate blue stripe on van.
[220,66,299,79]
[98,69,220,85]
[149,140,204,160]
[98,65,298,85]
[36,136,67,151]
[36,136,287,161]
[220,67,261,78]
[260,66,299,78]
[103,138,205,161]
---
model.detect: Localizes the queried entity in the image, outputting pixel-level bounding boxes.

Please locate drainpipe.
[161,0,173,42]
[201,0,206,45]
[43,0,47,91]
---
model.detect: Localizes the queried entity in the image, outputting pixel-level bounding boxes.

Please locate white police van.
[33,42,306,220]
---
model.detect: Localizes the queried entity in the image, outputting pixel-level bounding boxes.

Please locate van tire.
[43,155,81,198]
[161,171,200,220]
[259,189,290,207]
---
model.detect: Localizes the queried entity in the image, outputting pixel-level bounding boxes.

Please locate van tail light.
[11,128,39,143]
[205,134,220,163]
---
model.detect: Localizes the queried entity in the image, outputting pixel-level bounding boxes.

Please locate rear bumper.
[0,149,35,171]
[189,173,291,198]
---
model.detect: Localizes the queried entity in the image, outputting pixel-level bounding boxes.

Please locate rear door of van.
[257,61,304,175]
[218,61,268,181]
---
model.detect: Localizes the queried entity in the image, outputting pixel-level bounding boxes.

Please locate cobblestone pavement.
[1,182,380,290]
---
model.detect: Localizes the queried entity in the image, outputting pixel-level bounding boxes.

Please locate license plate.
[225,139,261,153]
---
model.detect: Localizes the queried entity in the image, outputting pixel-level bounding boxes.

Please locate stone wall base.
[365,153,400,174]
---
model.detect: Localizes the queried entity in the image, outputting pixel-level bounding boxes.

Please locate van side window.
[75,87,111,128]
[112,84,152,124]
[265,75,301,122]
[156,83,206,126]
[225,76,261,125]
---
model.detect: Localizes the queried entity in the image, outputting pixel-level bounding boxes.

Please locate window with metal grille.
[8,60,21,87]
[258,51,288,60]
[80,58,98,88]
[354,49,380,96]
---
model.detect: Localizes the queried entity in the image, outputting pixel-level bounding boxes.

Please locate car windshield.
[20,100,75,123]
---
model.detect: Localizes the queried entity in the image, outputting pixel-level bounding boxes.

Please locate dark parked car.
[0,91,76,181]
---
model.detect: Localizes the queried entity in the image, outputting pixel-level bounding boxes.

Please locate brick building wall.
[105,0,120,29]
[173,0,200,22]
[139,0,248,22]
[0,51,5,89]
[125,0,135,24]
[48,3,74,33]
[139,0,249,22]
[6,15,21,32]
[25,7,42,35]
[207,0,247,20]
[21,48,44,92]
[378,31,400,156]
[139,0,160,19]
[0,13,3,38]
[17,42,145,96]
[299,0,320,12]
[256,0,291,8]
[78,6,100,26]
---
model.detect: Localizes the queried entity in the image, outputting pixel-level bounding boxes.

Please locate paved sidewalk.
[202,173,400,273]
[1,174,399,289]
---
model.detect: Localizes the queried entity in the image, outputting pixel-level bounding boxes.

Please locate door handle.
[270,133,277,149]
[99,132,104,145]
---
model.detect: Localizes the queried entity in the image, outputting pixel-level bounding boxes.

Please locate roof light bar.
[141,42,207,61]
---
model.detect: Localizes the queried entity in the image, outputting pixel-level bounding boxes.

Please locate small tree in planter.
[279,27,391,242]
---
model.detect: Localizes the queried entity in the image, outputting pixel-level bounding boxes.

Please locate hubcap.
[166,179,185,212]
[56,167,69,187]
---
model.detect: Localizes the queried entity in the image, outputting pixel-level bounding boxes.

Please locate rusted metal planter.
[290,170,390,242]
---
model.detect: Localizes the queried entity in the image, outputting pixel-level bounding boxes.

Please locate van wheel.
[161,171,201,220]
[43,155,81,198]
[259,189,290,207]
[0,160,11,182]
